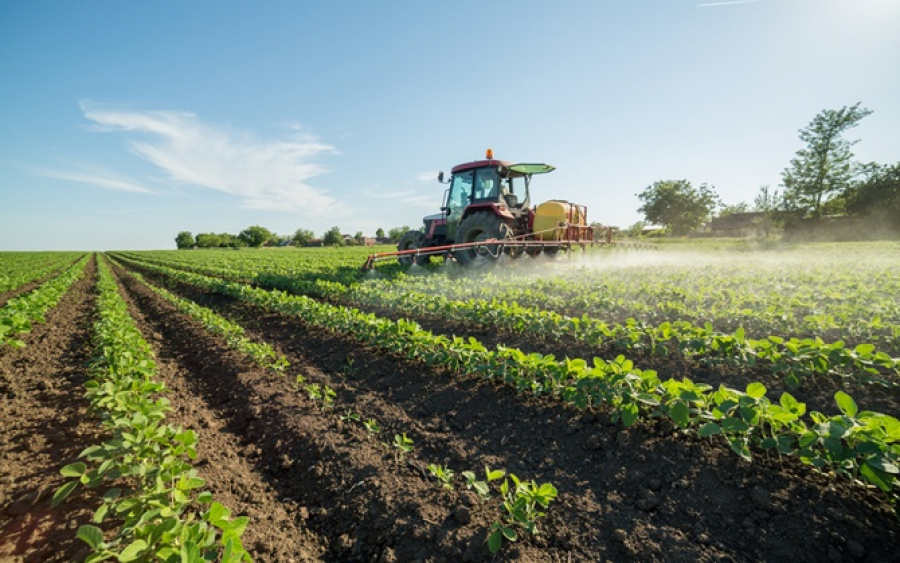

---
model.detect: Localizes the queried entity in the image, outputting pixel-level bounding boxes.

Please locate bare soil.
[116,261,900,563]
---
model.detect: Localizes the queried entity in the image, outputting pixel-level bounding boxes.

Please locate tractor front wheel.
[454,213,513,267]
[397,231,431,266]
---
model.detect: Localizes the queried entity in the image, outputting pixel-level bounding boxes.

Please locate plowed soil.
[0,257,100,563]
[115,260,900,563]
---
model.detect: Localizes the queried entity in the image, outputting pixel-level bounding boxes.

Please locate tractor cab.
[396,149,565,267]
[361,148,644,271]
[440,151,555,239]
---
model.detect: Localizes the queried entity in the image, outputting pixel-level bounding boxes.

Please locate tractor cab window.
[448,170,474,211]
[503,175,526,196]
[473,168,500,201]
[498,171,527,207]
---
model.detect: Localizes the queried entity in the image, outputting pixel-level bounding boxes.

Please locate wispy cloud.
[79,101,338,215]
[415,171,438,183]
[30,165,157,194]
[698,0,764,6]
[361,188,416,199]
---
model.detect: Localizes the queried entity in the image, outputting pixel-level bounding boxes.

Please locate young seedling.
[305,383,322,406]
[340,410,361,424]
[363,419,381,437]
[427,464,455,490]
[270,354,289,373]
[321,385,337,411]
[392,433,414,461]
[343,357,358,378]
[293,374,306,391]
[488,474,558,554]
[461,465,505,502]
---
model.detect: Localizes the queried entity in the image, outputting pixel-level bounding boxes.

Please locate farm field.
[2,242,899,562]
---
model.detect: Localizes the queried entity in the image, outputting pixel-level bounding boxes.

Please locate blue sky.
[1,0,898,250]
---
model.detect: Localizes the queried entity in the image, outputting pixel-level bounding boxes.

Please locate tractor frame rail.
[361,228,656,271]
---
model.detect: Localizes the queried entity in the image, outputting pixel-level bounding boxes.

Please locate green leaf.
[117,539,147,562]
[180,541,201,563]
[697,422,722,437]
[728,437,752,462]
[621,403,639,427]
[60,462,87,477]
[51,480,78,507]
[488,530,502,554]
[721,418,749,433]
[834,391,857,418]
[669,401,690,428]
[746,382,767,399]
[823,436,843,455]
[860,462,892,492]
[93,503,109,524]
[77,525,104,550]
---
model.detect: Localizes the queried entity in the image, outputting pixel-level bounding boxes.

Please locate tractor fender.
[461,203,516,222]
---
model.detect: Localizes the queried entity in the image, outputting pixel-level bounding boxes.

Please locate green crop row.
[0,251,82,294]
[334,285,899,390]
[118,265,289,373]
[355,261,900,351]
[125,254,895,391]
[114,248,900,354]
[0,255,90,348]
[115,256,900,502]
[52,258,251,563]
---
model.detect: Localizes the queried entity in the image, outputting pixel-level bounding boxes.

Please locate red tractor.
[362,150,605,270]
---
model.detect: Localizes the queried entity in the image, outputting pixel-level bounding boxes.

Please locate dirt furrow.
[0,256,100,563]
[118,261,900,563]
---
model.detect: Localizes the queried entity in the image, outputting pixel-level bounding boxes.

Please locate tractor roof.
[451,160,555,176]
[451,159,513,174]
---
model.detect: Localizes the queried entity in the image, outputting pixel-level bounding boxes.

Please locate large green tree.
[292,228,315,245]
[387,226,410,243]
[322,226,344,246]
[781,103,872,218]
[847,161,900,227]
[238,225,274,248]
[175,231,194,249]
[636,180,719,236]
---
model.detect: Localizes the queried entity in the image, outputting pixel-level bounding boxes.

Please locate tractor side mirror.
[438,171,445,183]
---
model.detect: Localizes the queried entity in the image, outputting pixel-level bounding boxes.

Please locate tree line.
[175,225,413,249]
[632,103,898,237]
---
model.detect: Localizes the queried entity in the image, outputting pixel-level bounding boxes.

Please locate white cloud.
[361,188,416,199]
[31,165,157,194]
[79,101,338,215]
[415,171,438,182]
[698,0,763,6]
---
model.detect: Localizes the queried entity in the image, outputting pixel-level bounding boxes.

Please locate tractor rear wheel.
[454,213,513,267]
[397,231,431,266]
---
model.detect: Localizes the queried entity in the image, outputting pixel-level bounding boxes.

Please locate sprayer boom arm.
[361,237,655,271]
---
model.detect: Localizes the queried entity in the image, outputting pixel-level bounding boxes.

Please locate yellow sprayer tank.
[533,200,586,241]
